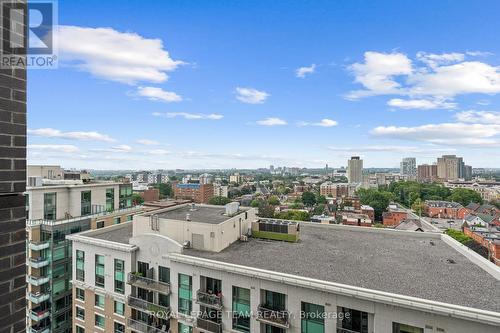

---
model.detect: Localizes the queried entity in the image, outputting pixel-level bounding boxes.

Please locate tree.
[258,202,275,218]
[131,193,144,205]
[250,199,261,207]
[301,191,316,207]
[154,183,173,199]
[357,188,396,221]
[313,203,326,215]
[268,195,280,206]
[275,210,310,221]
[316,194,327,204]
[447,188,483,206]
[208,196,231,205]
[411,198,425,216]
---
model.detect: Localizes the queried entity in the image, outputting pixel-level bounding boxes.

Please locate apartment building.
[400,157,416,178]
[173,182,214,204]
[436,155,471,181]
[213,184,229,198]
[319,182,356,198]
[347,156,363,183]
[69,203,500,333]
[417,164,438,183]
[25,180,138,333]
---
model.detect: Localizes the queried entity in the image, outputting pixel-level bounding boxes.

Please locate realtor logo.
[1,0,58,68]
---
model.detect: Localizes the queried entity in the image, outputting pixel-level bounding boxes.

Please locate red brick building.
[139,188,160,202]
[342,212,372,227]
[464,227,500,266]
[173,182,214,204]
[424,200,463,219]
[383,210,408,226]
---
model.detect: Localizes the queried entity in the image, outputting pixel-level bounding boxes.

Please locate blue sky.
[28,0,500,169]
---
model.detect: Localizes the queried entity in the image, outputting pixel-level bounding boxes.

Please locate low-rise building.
[424,200,465,219]
[319,182,355,198]
[341,212,372,227]
[173,182,214,204]
[69,206,500,333]
[382,205,408,226]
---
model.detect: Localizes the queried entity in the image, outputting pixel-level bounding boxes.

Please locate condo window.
[76,325,85,333]
[95,255,105,288]
[114,322,125,333]
[76,287,85,301]
[127,214,133,221]
[95,314,105,329]
[263,290,286,310]
[392,322,424,333]
[43,192,57,220]
[95,294,105,308]
[96,221,104,229]
[81,190,92,216]
[76,306,85,320]
[232,286,250,332]
[301,302,325,333]
[106,188,115,211]
[159,266,170,283]
[114,217,121,224]
[178,273,192,315]
[114,300,125,316]
[76,250,85,281]
[178,323,193,333]
[114,259,125,294]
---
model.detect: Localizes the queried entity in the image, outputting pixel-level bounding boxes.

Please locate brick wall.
[0,1,27,332]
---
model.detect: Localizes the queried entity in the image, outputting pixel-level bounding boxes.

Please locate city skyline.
[28,1,500,169]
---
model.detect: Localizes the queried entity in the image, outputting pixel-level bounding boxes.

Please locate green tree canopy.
[301,191,316,207]
[268,195,280,206]
[208,196,232,205]
[447,188,483,206]
[357,188,396,221]
[131,193,144,205]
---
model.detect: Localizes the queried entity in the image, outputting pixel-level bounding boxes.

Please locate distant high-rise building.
[464,165,473,181]
[417,164,438,182]
[437,155,465,180]
[400,157,416,178]
[347,156,363,183]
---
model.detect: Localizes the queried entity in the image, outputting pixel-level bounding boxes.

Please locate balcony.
[30,308,50,321]
[27,275,50,286]
[28,292,50,304]
[256,304,290,329]
[28,257,50,269]
[196,290,223,310]
[127,296,170,316]
[127,272,171,294]
[29,241,50,251]
[337,329,364,333]
[30,325,50,333]
[196,317,222,333]
[127,318,169,333]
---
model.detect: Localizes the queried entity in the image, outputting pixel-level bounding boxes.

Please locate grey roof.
[184,223,500,313]
[155,205,246,224]
[88,222,133,244]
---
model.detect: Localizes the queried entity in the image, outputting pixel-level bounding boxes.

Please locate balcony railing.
[28,292,50,304]
[127,296,170,316]
[337,329,364,333]
[27,275,50,286]
[30,325,50,333]
[29,308,50,321]
[196,290,223,310]
[196,317,222,333]
[28,241,50,251]
[127,318,170,333]
[256,304,290,329]
[28,257,50,269]
[127,273,171,294]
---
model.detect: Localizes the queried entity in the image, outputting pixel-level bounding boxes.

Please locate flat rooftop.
[88,222,133,244]
[154,205,247,224]
[184,223,500,313]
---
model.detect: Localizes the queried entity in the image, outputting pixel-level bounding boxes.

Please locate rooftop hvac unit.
[225,202,239,215]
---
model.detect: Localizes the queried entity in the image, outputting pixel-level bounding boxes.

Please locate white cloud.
[28,144,80,153]
[235,87,269,104]
[28,128,115,142]
[295,64,316,78]
[347,51,500,107]
[57,25,184,84]
[347,51,412,99]
[137,86,182,102]
[372,122,500,147]
[137,139,160,145]
[152,112,223,120]
[387,98,456,110]
[256,117,287,126]
[298,118,338,127]
[111,145,132,152]
[147,149,170,155]
[455,110,500,124]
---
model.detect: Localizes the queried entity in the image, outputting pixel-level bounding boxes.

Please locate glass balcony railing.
[28,292,50,304]
[127,296,170,316]
[29,308,50,321]
[127,273,170,294]
[127,318,169,333]
[30,325,50,333]
[196,290,223,310]
[196,317,222,333]
[28,240,50,251]
[28,257,50,268]
[27,275,50,286]
[256,304,290,329]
